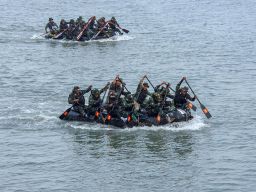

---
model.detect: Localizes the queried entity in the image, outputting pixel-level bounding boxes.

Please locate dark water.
[1,0,256,191]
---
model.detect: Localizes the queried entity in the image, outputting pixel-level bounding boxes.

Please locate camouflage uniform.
[120,94,134,117]
[45,18,58,34]
[66,19,77,40]
[104,92,124,119]
[108,17,123,35]
[174,79,195,109]
[134,78,151,108]
[87,84,109,116]
[154,84,174,112]
[68,86,92,116]
[147,93,163,117]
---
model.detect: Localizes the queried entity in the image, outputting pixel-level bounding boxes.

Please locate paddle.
[90,21,110,40]
[120,28,129,34]
[116,76,131,93]
[53,28,68,39]
[185,79,212,119]
[144,76,164,124]
[76,16,95,41]
[96,84,109,123]
[186,102,197,111]
[59,106,72,120]
[39,32,49,37]
[155,83,171,124]
[145,75,156,90]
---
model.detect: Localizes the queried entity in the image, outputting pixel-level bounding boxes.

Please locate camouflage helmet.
[91,88,100,97]
[181,86,189,91]
[73,86,80,92]
[152,92,161,102]
[125,94,133,102]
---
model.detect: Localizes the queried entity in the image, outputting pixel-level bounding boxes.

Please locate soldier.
[174,77,196,109]
[66,19,77,40]
[104,91,124,119]
[68,85,92,117]
[87,83,110,117]
[45,18,58,34]
[134,75,151,109]
[108,76,130,99]
[155,82,174,112]
[148,93,163,117]
[59,19,69,31]
[108,17,123,35]
[87,16,97,39]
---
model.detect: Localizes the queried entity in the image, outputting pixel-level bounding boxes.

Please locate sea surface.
[0,0,256,191]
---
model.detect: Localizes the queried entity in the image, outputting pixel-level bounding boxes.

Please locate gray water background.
[0,0,256,191]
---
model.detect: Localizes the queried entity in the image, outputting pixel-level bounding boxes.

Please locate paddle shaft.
[90,21,109,40]
[95,83,110,123]
[108,21,129,33]
[116,77,130,93]
[77,16,95,40]
[53,28,68,39]
[185,79,203,105]
[145,76,155,89]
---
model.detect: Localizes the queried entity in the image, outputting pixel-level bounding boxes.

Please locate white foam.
[89,34,134,42]
[64,115,208,132]
[30,33,45,39]
[30,34,134,43]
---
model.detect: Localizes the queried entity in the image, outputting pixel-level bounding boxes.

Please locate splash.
[64,115,207,132]
[31,33,45,40]
[30,34,134,43]
[89,34,134,42]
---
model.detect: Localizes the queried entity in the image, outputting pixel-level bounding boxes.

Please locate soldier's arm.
[45,23,49,33]
[186,93,196,101]
[81,85,92,95]
[100,83,110,94]
[154,84,161,92]
[54,22,59,28]
[68,94,76,104]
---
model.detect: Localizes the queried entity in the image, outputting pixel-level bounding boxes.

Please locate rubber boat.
[44,31,121,41]
[59,107,193,128]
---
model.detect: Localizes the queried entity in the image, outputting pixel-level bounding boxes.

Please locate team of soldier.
[45,16,124,40]
[68,75,196,123]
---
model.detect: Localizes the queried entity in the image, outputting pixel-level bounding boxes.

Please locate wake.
[30,33,134,43]
[65,115,207,132]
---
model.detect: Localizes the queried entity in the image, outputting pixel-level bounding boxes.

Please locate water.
[0,0,256,191]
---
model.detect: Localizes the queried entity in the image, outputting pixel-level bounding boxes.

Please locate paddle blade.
[156,114,161,123]
[186,102,197,111]
[200,104,212,119]
[53,31,64,39]
[122,28,129,33]
[59,107,72,120]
